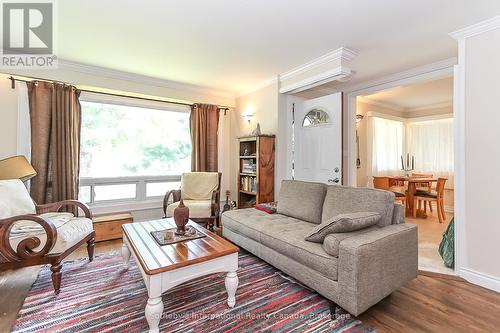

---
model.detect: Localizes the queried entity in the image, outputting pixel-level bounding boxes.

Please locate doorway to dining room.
[355,76,455,275]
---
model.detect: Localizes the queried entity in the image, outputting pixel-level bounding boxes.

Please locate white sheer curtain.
[406,118,454,188]
[367,116,404,185]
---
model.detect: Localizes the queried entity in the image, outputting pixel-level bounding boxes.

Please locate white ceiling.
[360,77,454,111]
[57,1,500,95]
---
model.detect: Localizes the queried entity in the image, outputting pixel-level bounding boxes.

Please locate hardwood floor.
[1,237,499,333]
[359,274,500,332]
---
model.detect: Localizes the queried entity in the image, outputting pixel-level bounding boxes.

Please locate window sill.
[88,198,163,215]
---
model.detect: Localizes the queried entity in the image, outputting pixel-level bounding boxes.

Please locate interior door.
[294,92,342,184]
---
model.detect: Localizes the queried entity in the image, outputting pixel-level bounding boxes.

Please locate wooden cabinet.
[238,135,275,208]
[93,213,133,242]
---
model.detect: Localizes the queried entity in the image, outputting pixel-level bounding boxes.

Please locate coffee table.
[121,218,239,333]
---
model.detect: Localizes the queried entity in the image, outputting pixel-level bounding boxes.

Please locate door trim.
[344,58,456,187]
[344,57,456,278]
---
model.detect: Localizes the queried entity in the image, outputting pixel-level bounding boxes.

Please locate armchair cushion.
[9,213,93,254]
[9,212,73,236]
[0,179,36,219]
[180,172,219,200]
[166,200,212,218]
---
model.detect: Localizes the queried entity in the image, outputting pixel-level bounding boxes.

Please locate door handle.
[328,178,340,183]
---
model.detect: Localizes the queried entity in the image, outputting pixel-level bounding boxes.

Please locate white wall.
[456,24,500,290]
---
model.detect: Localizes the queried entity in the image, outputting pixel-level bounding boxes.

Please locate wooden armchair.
[0,179,95,294]
[163,172,221,231]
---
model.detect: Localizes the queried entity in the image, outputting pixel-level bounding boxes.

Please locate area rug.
[12,251,375,333]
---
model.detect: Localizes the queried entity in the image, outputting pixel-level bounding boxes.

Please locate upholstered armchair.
[163,172,221,231]
[0,179,95,294]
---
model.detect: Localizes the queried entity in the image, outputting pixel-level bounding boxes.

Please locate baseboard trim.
[418,270,465,282]
[459,267,500,293]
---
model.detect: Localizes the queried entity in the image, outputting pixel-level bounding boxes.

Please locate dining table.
[388,176,440,218]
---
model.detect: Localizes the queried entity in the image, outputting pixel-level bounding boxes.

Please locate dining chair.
[412,177,447,223]
[411,173,433,192]
[411,173,434,212]
[373,176,406,207]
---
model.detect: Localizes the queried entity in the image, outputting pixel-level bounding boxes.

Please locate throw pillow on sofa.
[277,180,326,224]
[322,226,379,257]
[254,202,277,214]
[304,212,381,243]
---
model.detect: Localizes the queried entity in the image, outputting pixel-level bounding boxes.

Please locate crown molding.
[359,97,453,113]
[405,100,453,112]
[450,16,500,40]
[236,47,357,97]
[279,66,351,94]
[280,47,358,81]
[357,96,404,112]
[346,57,456,94]
[236,76,278,98]
[58,59,236,100]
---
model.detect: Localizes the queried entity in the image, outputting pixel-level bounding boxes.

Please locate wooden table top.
[122,219,239,275]
[389,176,442,183]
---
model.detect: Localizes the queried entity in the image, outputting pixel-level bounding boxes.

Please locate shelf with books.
[237,135,275,209]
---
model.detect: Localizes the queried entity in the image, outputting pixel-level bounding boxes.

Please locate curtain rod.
[7,75,231,112]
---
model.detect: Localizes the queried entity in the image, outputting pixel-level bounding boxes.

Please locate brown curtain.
[190,103,219,172]
[27,81,81,204]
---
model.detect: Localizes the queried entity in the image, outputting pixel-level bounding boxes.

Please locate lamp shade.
[0,155,37,181]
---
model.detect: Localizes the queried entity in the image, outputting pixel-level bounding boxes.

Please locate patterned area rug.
[12,251,375,333]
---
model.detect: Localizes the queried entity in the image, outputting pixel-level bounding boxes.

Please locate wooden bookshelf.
[238,135,275,208]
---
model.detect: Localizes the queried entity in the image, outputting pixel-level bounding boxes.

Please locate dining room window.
[367,114,454,188]
[368,116,404,176]
[406,118,454,187]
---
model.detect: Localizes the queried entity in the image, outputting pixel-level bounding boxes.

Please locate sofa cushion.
[322,226,379,257]
[223,208,305,242]
[181,172,218,200]
[277,180,327,224]
[260,223,338,280]
[9,214,93,254]
[222,208,338,280]
[0,179,36,219]
[322,186,395,227]
[305,212,381,243]
[166,200,212,218]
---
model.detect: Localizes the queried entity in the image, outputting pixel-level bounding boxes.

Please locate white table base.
[121,240,239,333]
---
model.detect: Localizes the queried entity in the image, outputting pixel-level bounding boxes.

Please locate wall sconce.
[242,114,254,123]
[356,114,364,123]
[242,106,254,123]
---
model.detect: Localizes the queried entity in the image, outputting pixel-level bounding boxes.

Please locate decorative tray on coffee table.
[150,227,207,246]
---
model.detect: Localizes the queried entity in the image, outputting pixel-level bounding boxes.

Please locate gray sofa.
[222,180,418,316]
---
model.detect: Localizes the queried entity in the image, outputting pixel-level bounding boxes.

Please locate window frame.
[80,175,182,204]
[78,92,190,211]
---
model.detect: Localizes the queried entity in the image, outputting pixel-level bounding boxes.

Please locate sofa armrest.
[337,223,418,315]
[0,215,57,262]
[392,203,405,224]
[163,189,181,217]
[36,200,92,219]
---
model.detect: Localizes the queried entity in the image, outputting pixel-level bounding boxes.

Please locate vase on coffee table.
[174,199,189,235]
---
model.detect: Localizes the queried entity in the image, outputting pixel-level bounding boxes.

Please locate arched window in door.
[302,108,329,127]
